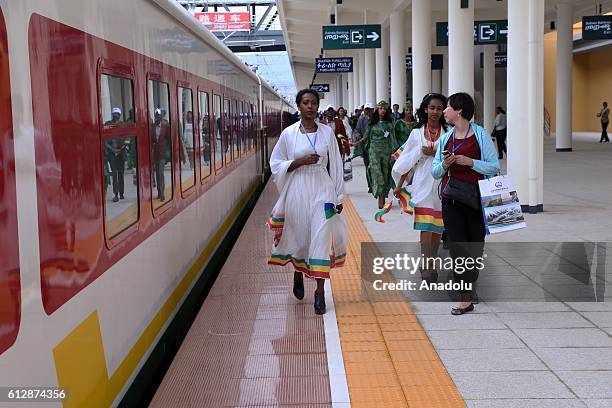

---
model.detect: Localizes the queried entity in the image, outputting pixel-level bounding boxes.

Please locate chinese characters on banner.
[194,12,251,31]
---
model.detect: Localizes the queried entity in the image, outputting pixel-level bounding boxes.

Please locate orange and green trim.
[268,252,346,279]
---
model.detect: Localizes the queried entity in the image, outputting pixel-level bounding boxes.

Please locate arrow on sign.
[500,29,508,35]
[367,32,380,42]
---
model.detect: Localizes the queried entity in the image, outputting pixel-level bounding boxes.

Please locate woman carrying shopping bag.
[431,92,499,315]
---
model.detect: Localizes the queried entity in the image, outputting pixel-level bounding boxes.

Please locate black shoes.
[314,291,326,315]
[113,196,119,202]
[293,277,304,300]
[451,303,474,315]
[119,194,124,200]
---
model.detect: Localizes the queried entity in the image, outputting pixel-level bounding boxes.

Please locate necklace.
[425,124,440,148]
[300,121,318,154]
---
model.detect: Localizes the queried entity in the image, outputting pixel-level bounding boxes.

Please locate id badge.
[383,131,389,138]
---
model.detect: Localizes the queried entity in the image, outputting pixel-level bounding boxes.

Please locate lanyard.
[300,122,318,154]
[425,124,440,148]
[451,125,471,155]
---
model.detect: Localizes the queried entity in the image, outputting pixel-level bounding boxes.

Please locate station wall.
[544,32,612,133]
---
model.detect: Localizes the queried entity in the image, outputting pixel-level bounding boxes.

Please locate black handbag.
[443,174,482,210]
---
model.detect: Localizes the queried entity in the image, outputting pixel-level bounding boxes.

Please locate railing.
[544,106,551,137]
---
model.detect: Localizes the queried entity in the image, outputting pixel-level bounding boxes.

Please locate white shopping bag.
[343,158,353,181]
[478,175,527,234]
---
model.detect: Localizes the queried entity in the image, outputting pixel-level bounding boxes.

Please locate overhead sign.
[315,57,353,73]
[310,83,330,92]
[405,54,444,71]
[322,24,381,49]
[194,12,251,32]
[436,20,508,46]
[582,15,612,40]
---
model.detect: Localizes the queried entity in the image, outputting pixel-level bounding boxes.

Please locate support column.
[528,0,544,211]
[352,54,360,108]
[483,45,496,134]
[431,70,442,94]
[556,2,573,151]
[359,50,366,105]
[365,49,376,105]
[412,0,432,107]
[347,72,354,112]
[376,25,389,102]
[390,12,406,107]
[448,0,474,96]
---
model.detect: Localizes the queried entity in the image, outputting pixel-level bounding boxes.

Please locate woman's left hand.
[421,146,435,156]
[335,204,343,214]
[454,155,474,167]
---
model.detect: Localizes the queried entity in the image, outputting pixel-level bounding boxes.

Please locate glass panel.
[148,80,173,209]
[224,99,232,164]
[101,74,135,125]
[250,103,255,150]
[214,95,223,170]
[104,135,138,238]
[178,87,195,191]
[199,91,211,179]
[232,99,239,158]
[241,101,247,154]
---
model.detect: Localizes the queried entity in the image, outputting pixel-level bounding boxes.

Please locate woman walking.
[598,101,609,143]
[392,93,448,283]
[432,92,499,315]
[267,89,347,315]
[493,107,507,158]
[394,105,417,148]
[358,100,396,209]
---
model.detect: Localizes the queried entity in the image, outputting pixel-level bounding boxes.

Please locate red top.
[441,134,483,196]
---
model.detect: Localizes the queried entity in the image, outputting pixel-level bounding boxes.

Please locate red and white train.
[0,0,293,405]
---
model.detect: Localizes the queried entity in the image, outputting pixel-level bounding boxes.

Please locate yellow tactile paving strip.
[331,197,466,408]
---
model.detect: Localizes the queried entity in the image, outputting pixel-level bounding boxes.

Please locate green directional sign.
[322,24,381,50]
[436,20,508,46]
[582,15,612,40]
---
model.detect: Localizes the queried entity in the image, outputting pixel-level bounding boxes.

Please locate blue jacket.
[431,123,500,180]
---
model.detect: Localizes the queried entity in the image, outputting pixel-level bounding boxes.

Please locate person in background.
[353,104,374,192]
[394,104,417,149]
[151,108,171,202]
[432,92,500,315]
[357,100,396,209]
[104,107,128,203]
[337,107,352,141]
[267,89,347,315]
[391,103,402,121]
[320,105,349,158]
[597,101,609,143]
[493,106,507,158]
[393,93,448,283]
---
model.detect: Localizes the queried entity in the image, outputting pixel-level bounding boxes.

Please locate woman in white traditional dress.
[391,93,448,283]
[267,89,347,315]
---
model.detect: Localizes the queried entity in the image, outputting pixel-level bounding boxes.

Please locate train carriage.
[0,0,293,405]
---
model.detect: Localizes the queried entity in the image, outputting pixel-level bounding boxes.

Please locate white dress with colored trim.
[267,122,347,279]
[391,127,444,234]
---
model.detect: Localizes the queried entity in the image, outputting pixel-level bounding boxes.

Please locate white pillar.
[442,51,449,95]
[365,49,376,105]
[556,2,573,152]
[376,25,389,102]
[347,72,354,111]
[390,12,406,107]
[448,0,474,96]
[412,0,432,107]
[353,55,360,108]
[483,45,496,134]
[528,0,544,211]
[359,50,366,104]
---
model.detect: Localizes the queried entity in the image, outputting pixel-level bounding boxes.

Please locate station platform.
[151,134,612,407]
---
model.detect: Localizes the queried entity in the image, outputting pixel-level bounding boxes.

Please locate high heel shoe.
[451,303,474,315]
[293,278,304,300]
[314,291,326,315]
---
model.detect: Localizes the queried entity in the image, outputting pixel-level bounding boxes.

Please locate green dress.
[362,120,396,199]
[394,120,415,150]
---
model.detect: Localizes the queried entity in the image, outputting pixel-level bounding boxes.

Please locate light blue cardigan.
[431,123,500,180]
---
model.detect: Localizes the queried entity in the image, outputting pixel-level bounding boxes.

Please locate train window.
[224,99,232,164]
[232,99,239,159]
[148,80,173,208]
[250,103,255,150]
[199,91,211,179]
[178,87,195,192]
[103,135,139,238]
[240,101,247,154]
[101,74,135,125]
[213,95,222,170]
